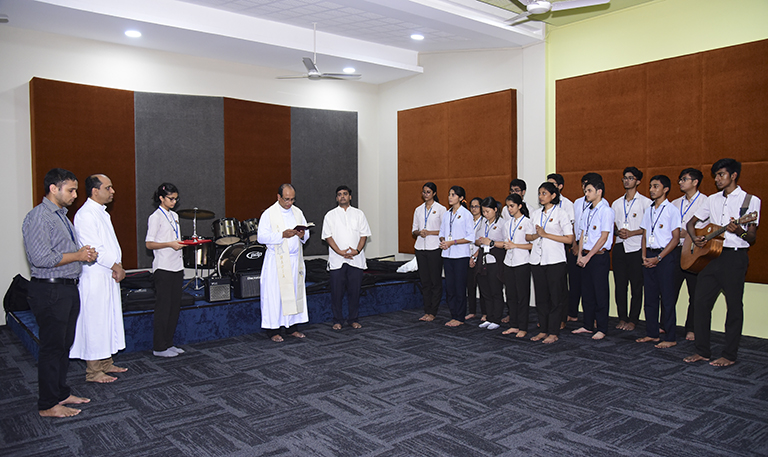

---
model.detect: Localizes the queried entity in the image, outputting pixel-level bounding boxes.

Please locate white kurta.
[257,203,310,329]
[70,198,125,360]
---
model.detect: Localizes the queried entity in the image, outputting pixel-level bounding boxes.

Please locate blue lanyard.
[424,204,432,229]
[509,215,524,242]
[159,207,179,240]
[650,203,666,237]
[540,206,554,232]
[484,219,493,238]
[449,208,459,237]
[473,217,482,232]
[55,211,76,244]
[680,192,700,222]
[585,204,599,235]
[623,196,636,223]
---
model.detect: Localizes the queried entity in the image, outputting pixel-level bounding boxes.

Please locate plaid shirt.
[22,197,82,279]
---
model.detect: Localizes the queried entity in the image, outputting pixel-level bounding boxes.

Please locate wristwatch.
[490,240,495,248]
[657,255,662,262]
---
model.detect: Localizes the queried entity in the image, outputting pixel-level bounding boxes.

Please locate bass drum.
[217,243,266,277]
[182,237,214,268]
[241,218,259,243]
[212,218,241,245]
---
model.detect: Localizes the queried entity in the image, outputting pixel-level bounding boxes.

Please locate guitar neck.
[705,225,728,241]
[704,212,756,241]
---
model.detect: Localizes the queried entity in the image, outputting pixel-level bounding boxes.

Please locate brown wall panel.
[30,78,137,269]
[223,98,291,221]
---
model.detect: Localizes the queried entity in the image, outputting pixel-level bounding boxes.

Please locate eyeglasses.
[678,177,692,182]
[164,196,179,202]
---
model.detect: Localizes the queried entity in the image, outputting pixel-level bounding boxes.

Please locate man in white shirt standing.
[322,185,372,330]
[611,167,652,331]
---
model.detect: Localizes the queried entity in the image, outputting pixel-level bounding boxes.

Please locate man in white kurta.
[70,175,127,383]
[257,184,310,343]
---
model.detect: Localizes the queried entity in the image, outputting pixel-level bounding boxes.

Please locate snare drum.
[217,243,266,277]
[182,236,214,269]
[212,218,241,245]
[241,218,259,242]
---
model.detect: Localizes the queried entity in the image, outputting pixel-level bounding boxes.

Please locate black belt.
[722,247,748,252]
[31,277,79,286]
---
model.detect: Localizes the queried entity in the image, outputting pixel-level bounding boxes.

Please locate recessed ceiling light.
[411,34,424,41]
[343,67,356,74]
[125,30,142,38]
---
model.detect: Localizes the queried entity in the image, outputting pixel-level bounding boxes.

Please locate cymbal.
[177,208,215,220]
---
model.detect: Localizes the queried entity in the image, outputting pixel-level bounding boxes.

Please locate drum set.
[178,209,266,289]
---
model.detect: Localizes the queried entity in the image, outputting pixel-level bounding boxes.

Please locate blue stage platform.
[6,279,423,359]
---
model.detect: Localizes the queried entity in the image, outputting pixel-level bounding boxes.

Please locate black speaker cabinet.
[233,272,260,299]
[205,276,231,303]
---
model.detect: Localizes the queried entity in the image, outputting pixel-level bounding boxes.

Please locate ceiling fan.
[277,23,361,81]
[504,0,610,24]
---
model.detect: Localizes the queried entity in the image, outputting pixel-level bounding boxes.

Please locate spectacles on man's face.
[679,177,692,182]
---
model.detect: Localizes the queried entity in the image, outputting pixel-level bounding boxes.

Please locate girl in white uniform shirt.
[412,182,447,323]
[526,182,574,344]
[438,186,475,327]
[466,198,485,321]
[476,197,507,331]
[145,183,185,358]
[500,193,534,337]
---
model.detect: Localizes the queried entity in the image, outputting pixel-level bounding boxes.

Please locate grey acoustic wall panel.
[135,92,226,268]
[291,107,358,256]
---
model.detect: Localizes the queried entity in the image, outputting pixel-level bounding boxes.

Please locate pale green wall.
[546,0,768,338]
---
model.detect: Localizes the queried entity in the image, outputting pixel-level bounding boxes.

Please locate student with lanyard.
[671,168,708,341]
[412,182,447,323]
[568,173,602,324]
[475,197,507,331]
[547,173,575,328]
[573,176,615,340]
[145,183,185,358]
[526,182,574,344]
[438,186,475,327]
[466,197,486,321]
[636,175,681,348]
[500,193,533,338]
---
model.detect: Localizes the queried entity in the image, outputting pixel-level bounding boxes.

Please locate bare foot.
[332,323,342,330]
[105,365,128,373]
[710,357,736,367]
[465,314,476,320]
[445,319,459,327]
[616,320,627,330]
[655,341,676,349]
[592,331,605,340]
[290,331,306,338]
[502,327,519,335]
[40,404,80,418]
[530,332,547,342]
[480,315,487,322]
[625,322,636,331]
[351,322,362,329]
[572,327,593,334]
[270,334,284,342]
[59,395,90,405]
[567,316,578,322]
[501,316,510,323]
[542,335,559,344]
[516,331,527,338]
[686,332,695,341]
[659,328,666,334]
[560,322,566,330]
[419,314,435,322]
[88,372,117,383]
[683,354,709,363]
[636,336,660,343]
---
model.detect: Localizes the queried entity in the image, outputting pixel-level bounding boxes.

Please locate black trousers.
[567,247,582,319]
[531,262,567,335]
[443,257,469,321]
[153,269,183,352]
[672,246,698,333]
[582,252,610,334]
[612,243,644,323]
[477,260,504,324]
[415,249,443,316]
[466,261,485,316]
[643,248,680,341]
[503,263,531,331]
[330,263,364,325]
[27,280,80,410]
[693,248,749,361]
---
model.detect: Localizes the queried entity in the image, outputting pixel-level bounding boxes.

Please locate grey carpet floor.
[2,308,768,457]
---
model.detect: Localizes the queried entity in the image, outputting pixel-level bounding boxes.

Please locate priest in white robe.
[70,175,127,383]
[257,184,310,342]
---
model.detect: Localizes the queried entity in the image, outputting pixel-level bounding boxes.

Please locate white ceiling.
[0,0,551,84]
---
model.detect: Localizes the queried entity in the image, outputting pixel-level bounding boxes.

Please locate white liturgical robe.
[70,198,125,360]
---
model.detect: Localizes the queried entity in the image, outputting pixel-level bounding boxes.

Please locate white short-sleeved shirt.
[579,199,615,251]
[558,196,575,226]
[322,205,372,270]
[640,200,681,250]
[503,215,533,267]
[145,207,184,272]
[439,206,475,259]
[573,196,590,240]
[612,192,652,253]
[529,206,573,266]
[694,186,761,249]
[412,202,446,251]
[478,217,505,264]
[469,216,483,256]
[672,191,709,246]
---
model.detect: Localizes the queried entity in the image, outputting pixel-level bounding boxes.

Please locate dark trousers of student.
[672,246,698,333]
[612,242,644,324]
[581,251,610,334]
[503,263,531,332]
[693,248,749,361]
[443,257,469,322]
[643,248,679,341]
[566,247,582,319]
[153,269,183,352]
[330,263,364,325]
[477,260,504,325]
[27,280,80,410]
[531,262,567,335]
[466,261,485,316]
[415,249,443,316]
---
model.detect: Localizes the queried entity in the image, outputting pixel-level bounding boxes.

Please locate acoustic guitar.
[680,211,758,272]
